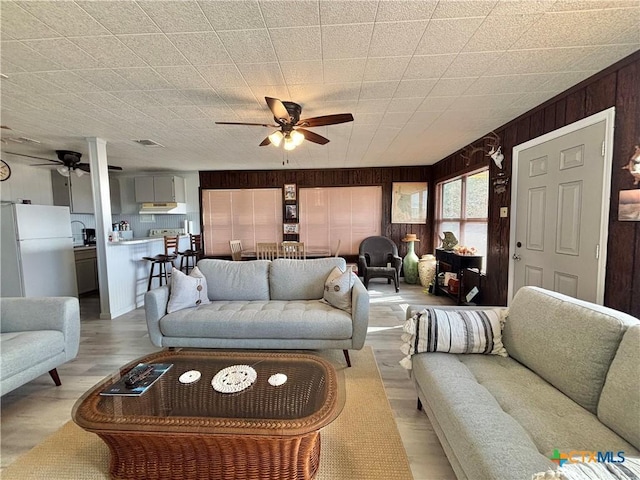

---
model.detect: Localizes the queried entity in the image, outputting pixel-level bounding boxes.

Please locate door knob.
[512,254,522,261]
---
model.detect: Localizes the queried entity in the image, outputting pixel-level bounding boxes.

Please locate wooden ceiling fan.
[216,97,354,150]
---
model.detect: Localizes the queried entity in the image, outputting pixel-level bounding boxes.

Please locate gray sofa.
[1,297,81,396]
[145,257,369,366]
[407,286,640,480]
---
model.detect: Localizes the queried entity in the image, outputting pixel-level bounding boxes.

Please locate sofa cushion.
[0,330,65,380]
[412,352,555,480]
[412,352,639,480]
[270,257,347,300]
[159,300,353,340]
[503,287,639,414]
[167,267,210,313]
[197,259,270,301]
[322,266,356,312]
[455,355,638,456]
[598,325,640,450]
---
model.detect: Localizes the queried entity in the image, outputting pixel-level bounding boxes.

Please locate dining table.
[241,248,332,259]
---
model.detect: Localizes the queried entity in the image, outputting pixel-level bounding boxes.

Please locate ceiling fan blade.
[75,163,123,171]
[215,121,277,127]
[265,97,291,124]
[296,128,330,145]
[297,113,354,128]
[5,151,58,163]
[30,162,61,167]
[259,136,271,147]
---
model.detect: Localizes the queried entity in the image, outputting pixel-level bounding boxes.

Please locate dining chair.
[229,240,243,261]
[281,241,305,259]
[334,239,342,257]
[256,242,279,260]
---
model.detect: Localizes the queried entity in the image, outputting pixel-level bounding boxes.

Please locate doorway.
[508,107,615,304]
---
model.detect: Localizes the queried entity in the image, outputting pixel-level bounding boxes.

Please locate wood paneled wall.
[199,166,433,258]
[432,50,640,316]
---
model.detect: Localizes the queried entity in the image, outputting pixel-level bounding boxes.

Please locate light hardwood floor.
[0,279,457,480]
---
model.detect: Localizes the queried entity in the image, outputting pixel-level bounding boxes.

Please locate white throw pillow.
[322,266,356,312]
[167,266,210,313]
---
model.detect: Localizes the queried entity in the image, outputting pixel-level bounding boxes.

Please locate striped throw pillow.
[400,308,508,369]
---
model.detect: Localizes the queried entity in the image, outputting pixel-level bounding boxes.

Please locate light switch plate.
[500,207,508,218]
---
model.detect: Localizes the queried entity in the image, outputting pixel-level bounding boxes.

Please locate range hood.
[138,202,187,214]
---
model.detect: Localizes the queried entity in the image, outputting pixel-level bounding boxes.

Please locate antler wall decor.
[459,131,504,169]
[622,145,640,186]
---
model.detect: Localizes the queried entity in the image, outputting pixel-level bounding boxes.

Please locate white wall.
[0,155,53,205]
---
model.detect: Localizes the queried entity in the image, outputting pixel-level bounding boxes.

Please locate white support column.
[86,137,114,319]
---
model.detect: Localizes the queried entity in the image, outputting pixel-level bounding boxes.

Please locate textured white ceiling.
[1,0,638,173]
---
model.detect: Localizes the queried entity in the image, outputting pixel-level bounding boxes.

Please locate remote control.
[124,365,154,388]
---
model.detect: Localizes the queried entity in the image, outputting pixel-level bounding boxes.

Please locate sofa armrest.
[144,286,170,347]
[351,277,370,349]
[0,297,80,360]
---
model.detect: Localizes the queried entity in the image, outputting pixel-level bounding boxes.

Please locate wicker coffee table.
[72,349,344,480]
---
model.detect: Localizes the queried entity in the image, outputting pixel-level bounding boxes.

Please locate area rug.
[2,347,413,480]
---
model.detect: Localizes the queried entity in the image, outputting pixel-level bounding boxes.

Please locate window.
[299,186,382,254]
[201,189,282,255]
[435,169,488,265]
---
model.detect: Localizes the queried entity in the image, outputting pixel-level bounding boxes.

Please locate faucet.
[70,220,87,245]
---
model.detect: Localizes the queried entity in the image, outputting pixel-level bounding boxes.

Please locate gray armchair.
[1,297,80,395]
[358,236,402,292]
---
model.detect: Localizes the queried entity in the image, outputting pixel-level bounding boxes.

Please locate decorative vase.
[402,240,420,284]
[418,254,437,290]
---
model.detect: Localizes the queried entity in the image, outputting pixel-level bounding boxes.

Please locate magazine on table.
[100,363,173,397]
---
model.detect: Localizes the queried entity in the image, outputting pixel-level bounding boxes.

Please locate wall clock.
[0,160,10,181]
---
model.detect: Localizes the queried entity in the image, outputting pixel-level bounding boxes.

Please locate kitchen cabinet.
[74,247,98,295]
[134,176,185,203]
[110,177,121,214]
[51,171,92,213]
[51,173,121,214]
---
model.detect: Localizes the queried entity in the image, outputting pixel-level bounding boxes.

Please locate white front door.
[509,108,614,303]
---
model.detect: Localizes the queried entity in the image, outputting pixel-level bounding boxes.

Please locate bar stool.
[143,236,179,291]
[179,234,202,274]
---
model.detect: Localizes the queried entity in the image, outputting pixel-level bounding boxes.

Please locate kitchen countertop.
[108,235,189,246]
[73,245,97,251]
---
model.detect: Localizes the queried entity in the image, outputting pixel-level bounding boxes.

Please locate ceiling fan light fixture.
[290,130,305,146]
[74,168,85,177]
[57,166,70,177]
[268,130,284,147]
[283,135,296,151]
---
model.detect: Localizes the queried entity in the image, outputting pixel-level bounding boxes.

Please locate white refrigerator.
[1,203,78,297]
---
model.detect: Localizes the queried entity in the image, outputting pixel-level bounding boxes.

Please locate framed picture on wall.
[284,184,296,201]
[283,223,299,234]
[285,204,298,220]
[391,182,428,224]
[619,189,640,221]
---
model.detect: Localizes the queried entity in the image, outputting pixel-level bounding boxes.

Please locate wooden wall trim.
[199,165,436,258]
[431,51,640,316]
